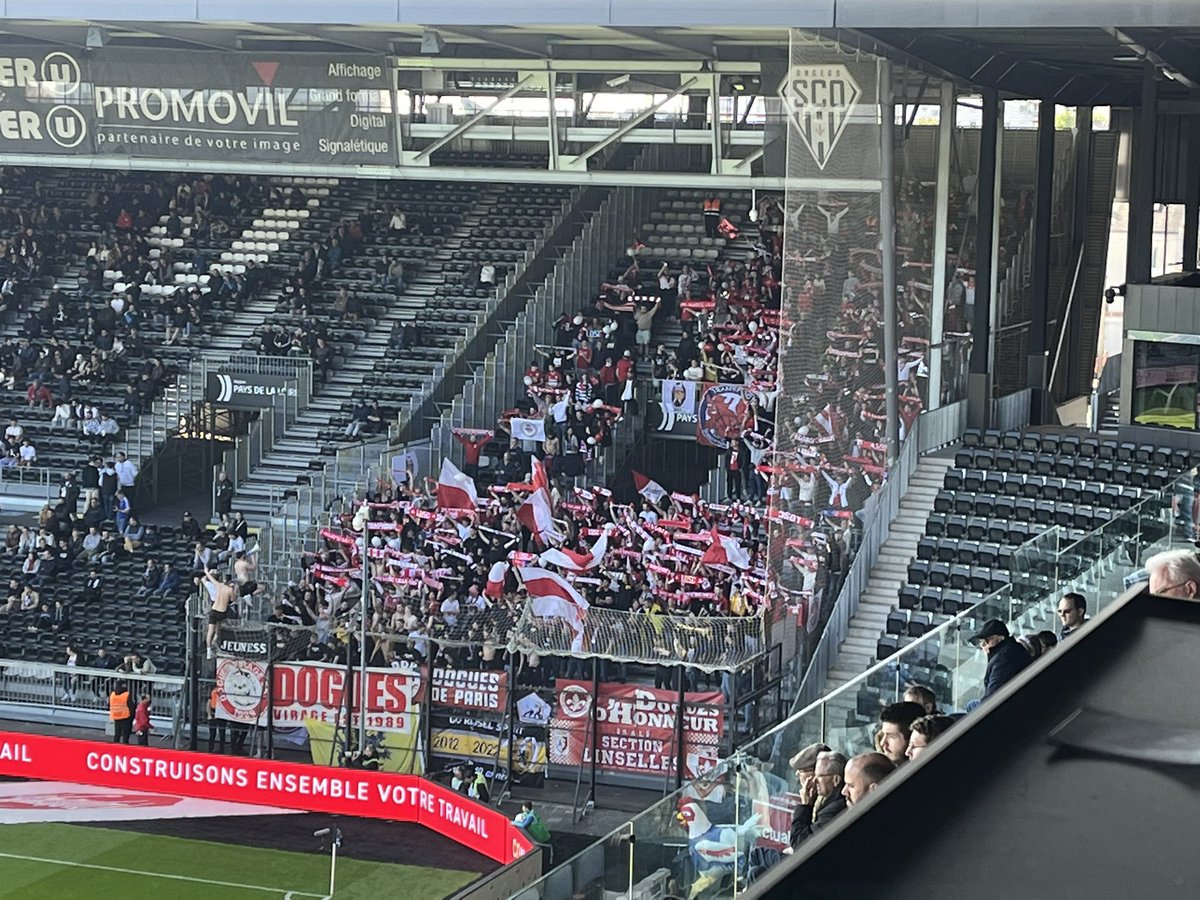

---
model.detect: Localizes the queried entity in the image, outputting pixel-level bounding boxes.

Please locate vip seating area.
[858,429,1189,715]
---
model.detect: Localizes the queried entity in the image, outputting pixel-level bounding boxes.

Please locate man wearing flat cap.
[971,618,1030,700]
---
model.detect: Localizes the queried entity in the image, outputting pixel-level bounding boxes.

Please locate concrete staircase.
[825,453,956,690]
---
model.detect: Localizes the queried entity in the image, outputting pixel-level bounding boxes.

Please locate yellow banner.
[432,729,548,774]
[305,718,422,775]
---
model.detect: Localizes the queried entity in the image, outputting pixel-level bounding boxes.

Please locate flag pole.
[352,500,371,756]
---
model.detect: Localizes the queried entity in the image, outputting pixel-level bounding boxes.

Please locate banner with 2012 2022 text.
[0,47,394,165]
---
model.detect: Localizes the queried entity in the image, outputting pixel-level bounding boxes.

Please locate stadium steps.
[823,454,957,691]
[225,184,553,520]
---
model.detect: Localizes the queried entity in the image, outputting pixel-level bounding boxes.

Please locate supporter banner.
[429,711,548,788]
[549,680,723,779]
[697,384,756,450]
[205,372,299,409]
[650,379,704,440]
[0,731,533,863]
[273,661,418,735]
[391,450,420,488]
[304,718,421,775]
[214,626,270,726]
[431,668,507,713]
[0,48,395,166]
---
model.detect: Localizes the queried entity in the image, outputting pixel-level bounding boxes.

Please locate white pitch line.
[0,851,329,898]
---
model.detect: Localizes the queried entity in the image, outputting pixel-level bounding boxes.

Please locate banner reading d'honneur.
[88,51,394,165]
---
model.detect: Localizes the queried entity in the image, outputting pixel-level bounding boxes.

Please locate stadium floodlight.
[605,74,631,88]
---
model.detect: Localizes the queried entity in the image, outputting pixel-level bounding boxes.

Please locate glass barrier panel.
[523,472,1197,899]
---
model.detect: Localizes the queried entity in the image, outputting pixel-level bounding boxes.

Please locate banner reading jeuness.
[0,47,395,165]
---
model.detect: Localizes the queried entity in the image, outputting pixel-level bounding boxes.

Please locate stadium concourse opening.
[0,5,1198,900]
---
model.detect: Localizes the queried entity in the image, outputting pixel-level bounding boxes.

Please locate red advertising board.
[0,731,532,863]
[431,668,507,713]
[549,680,723,778]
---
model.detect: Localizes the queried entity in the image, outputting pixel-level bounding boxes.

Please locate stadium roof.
[0,15,1198,107]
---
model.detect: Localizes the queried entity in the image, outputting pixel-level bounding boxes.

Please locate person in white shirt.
[114,452,138,490]
[49,401,72,430]
[440,596,460,628]
[17,440,36,467]
[389,209,406,232]
[4,420,22,445]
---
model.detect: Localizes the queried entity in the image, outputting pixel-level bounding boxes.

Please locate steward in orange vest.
[109,681,133,744]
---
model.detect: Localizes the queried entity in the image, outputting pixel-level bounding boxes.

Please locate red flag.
[518,566,589,651]
[485,560,508,599]
[516,489,563,546]
[436,458,478,510]
[539,530,608,572]
[632,470,667,504]
[700,527,751,570]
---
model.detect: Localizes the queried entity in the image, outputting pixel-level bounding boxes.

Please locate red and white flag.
[632,470,667,504]
[701,527,751,570]
[531,457,552,497]
[436,458,478,510]
[539,529,608,572]
[518,566,589,651]
[484,559,508,599]
[516,488,564,546]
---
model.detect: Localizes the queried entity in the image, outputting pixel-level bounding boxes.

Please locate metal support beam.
[565,77,700,167]
[1110,28,1200,91]
[1184,117,1200,273]
[731,146,765,173]
[968,88,1000,429]
[928,81,954,412]
[710,75,723,175]
[1127,63,1157,284]
[414,75,537,161]
[1028,99,1056,424]
[0,152,831,189]
[394,57,759,75]
[1064,107,1092,400]
[545,74,560,171]
[880,61,900,462]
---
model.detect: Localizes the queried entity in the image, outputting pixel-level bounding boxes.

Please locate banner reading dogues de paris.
[0,47,394,165]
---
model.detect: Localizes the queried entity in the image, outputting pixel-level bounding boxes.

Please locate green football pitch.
[0,822,477,899]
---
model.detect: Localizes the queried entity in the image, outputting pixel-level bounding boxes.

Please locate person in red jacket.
[132,695,152,746]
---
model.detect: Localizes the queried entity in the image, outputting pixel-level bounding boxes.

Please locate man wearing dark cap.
[972,619,1031,700]
[747,742,837,882]
[792,750,848,844]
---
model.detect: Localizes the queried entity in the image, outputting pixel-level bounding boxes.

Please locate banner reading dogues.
[0,47,394,165]
[549,680,723,779]
[431,669,507,713]
[273,661,419,735]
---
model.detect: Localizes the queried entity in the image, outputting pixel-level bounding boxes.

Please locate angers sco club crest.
[779,64,862,171]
